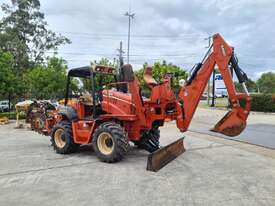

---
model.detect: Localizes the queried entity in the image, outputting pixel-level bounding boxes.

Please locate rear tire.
[30,112,46,133]
[51,121,79,154]
[92,122,129,163]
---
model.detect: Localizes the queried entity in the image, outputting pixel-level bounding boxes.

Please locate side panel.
[72,120,96,144]
[101,92,135,117]
[101,91,142,141]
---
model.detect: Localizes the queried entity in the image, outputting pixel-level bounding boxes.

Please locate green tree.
[0,50,25,102]
[80,58,118,92]
[93,57,118,68]
[0,0,70,70]
[257,72,275,94]
[234,78,258,93]
[0,50,15,97]
[135,60,187,92]
[26,57,72,99]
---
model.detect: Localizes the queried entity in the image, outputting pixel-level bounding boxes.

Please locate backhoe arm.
[177,33,251,136]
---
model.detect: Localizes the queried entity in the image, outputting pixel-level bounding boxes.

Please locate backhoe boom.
[177,33,251,136]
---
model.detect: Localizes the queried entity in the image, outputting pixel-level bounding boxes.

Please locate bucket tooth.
[147,137,185,172]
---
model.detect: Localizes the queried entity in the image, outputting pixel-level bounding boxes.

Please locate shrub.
[251,94,275,112]
[0,111,25,120]
[238,94,275,112]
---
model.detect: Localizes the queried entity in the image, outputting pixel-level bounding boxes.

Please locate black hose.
[230,54,248,83]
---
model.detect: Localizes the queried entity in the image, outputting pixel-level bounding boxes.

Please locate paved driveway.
[190,108,275,149]
[0,120,275,206]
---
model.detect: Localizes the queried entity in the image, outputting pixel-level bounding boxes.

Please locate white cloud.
[1,0,275,79]
[255,70,275,78]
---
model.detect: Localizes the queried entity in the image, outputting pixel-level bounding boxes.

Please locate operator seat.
[121,64,134,82]
[119,64,135,93]
[79,92,94,106]
[143,66,157,89]
[118,64,146,104]
[79,92,94,117]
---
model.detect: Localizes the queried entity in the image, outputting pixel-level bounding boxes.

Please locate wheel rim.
[34,117,44,129]
[38,117,45,129]
[97,132,114,155]
[54,128,66,148]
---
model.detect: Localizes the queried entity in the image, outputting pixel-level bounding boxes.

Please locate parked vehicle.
[0,100,9,112]
[215,90,228,98]
[201,93,208,100]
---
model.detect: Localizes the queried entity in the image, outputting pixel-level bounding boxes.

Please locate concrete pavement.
[190,107,275,149]
[1,120,275,206]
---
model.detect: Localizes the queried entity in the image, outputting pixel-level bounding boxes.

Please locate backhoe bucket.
[211,108,247,137]
[212,93,251,137]
[147,137,185,172]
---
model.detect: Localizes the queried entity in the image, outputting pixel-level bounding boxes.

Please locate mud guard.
[147,137,185,172]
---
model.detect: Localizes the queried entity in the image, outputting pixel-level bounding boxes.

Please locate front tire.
[51,121,79,154]
[92,122,129,163]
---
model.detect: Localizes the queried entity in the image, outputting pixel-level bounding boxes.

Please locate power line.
[62,58,275,68]
[57,30,205,39]
[45,51,199,57]
[45,51,117,56]
[45,51,274,61]
[63,36,204,41]
[64,57,198,62]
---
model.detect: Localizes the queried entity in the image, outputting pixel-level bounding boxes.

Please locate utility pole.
[228,64,234,107]
[116,41,125,77]
[116,41,128,93]
[205,35,212,106]
[124,10,134,64]
[117,41,124,68]
[207,80,210,105]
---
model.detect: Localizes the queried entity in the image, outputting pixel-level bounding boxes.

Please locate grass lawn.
[0,111,25,119]
[199,98,230,109]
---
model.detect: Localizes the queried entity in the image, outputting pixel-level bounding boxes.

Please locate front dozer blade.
[147,137,185,172]
[211,109,247,137]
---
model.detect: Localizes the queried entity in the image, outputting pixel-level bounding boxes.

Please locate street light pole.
[124,11,134,64]
[211,70,216,107]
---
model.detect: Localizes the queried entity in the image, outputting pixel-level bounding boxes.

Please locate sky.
[1,0,275,79]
